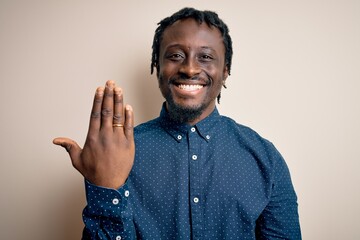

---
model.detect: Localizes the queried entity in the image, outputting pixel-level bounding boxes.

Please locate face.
[157,18,228,124]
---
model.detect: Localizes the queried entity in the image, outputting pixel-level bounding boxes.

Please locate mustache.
[168,73,212,85]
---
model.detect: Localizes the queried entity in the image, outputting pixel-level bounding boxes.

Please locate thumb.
[53,137,82,164]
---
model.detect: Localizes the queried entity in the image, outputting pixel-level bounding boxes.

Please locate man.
[54,7,301,239]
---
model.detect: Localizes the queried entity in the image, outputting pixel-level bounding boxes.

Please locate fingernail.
[96,87,104,96]
[114,87,122,95]
[106,80,115,88]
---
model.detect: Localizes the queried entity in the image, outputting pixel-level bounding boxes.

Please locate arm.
[81,181,136,239]
[255,149,302,240]
[53,80,136,239]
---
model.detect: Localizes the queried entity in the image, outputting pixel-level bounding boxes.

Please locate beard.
[165,94,208,124]
[159,73,216,124]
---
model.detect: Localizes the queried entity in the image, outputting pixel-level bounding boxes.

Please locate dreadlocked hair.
[150,7,233,77]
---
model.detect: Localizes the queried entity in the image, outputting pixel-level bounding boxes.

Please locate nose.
[178,57,201,78]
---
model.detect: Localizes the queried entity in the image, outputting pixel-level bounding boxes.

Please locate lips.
[168,75,209,94]
[177,84,204,91]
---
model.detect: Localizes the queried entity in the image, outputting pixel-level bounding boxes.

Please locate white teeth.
[178,84,203,91]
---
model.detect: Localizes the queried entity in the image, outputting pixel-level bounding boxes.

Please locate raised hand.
[53,80,135,189]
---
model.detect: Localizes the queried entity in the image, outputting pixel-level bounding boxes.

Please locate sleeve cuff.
[84,179,130,217]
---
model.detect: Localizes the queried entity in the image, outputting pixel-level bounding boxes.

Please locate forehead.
[160,18,225,52]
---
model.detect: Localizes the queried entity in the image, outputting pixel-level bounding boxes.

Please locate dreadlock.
[150,7,233,103]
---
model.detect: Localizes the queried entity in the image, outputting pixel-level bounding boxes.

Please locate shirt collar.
[159,102,221,142]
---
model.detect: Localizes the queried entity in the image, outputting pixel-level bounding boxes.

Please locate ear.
[223,65,229,80]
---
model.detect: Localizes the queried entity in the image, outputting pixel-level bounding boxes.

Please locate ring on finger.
[113,124,124,127]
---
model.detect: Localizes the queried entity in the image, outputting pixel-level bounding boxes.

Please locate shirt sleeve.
[255,146,302,240]
[81,180,136,240]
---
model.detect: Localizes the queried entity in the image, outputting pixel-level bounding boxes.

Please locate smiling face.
[157,18,228,124]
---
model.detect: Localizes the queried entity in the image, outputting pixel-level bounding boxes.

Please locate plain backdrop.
[0,0,359,239]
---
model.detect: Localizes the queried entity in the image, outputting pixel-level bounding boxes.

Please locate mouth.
[177,84,204,91]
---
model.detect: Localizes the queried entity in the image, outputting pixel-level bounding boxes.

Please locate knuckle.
[113,114,122,122]
[94,97,102,103]
[62,143,72,152]
[124,124,133,131]
[114,97,123,104]
[86,135,98,145]
[101,108,113,117]
[91,111,101,118]
[104,92,113,98]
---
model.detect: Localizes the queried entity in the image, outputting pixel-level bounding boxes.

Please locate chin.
[166,98,207,123]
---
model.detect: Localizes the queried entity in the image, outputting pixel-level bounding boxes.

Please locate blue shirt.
[82,105,301,239]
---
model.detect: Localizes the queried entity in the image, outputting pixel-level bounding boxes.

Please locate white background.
[0,0,359,239]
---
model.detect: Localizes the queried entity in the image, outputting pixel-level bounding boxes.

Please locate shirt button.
[193,197,199,203]
[177,135,182,140]
[124,190,130,197]
[192,155,198,160]
[112,198,119,205]
[191,127,196,132]
[116,236,122,240]
[206,135,210,140]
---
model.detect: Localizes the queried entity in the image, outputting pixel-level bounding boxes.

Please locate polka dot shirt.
[82,104,301,239]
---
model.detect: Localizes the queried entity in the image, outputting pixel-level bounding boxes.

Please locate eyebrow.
[199,46,216,52]
[165,44,216,52]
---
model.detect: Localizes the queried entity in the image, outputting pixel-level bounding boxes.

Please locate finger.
[53,137,82,167]
[88,87,104,135]
[101,80,115,129]
[124,104,134,140]
[113,87,124,126]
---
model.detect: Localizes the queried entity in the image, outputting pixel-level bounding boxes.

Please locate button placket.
[188,125,203,237]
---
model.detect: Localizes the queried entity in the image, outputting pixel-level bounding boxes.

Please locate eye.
[199,54,214,62]
[166,53,184,61]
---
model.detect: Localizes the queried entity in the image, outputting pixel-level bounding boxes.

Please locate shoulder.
[219,116,270,145]
[218,115,283,164]
[220,116,292,181]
